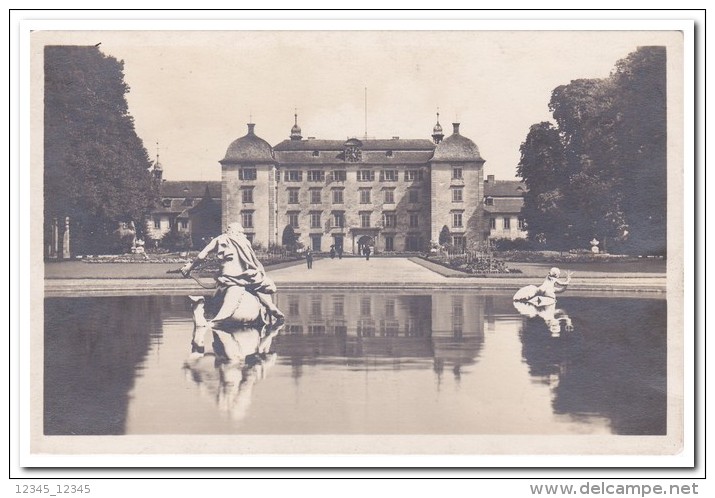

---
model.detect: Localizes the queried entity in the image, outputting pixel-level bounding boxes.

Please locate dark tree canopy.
[517,46,667,255]
[282,224,298,249]
[44,45,157,255]
[439,225,451,246]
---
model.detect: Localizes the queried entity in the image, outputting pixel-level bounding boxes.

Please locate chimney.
[487,175,495,184]
[452,123,460,135]
[247,123,256,135]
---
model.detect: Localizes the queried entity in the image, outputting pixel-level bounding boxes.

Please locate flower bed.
[425,253,517,274]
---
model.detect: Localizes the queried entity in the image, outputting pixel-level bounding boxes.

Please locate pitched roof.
[484,198,524,214]
[159,181,221,199]
[484,180,527,197]
[273,149,434,165]
[273,138,435,152]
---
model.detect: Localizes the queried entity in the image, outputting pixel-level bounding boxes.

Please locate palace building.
[219,114,495,254]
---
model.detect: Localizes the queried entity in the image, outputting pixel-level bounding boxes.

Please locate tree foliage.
[438,225,451,246]
[281,225,298,250]
[44,45,157,255]
[517,46,666,254]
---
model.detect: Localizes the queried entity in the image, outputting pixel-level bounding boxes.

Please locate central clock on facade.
[345,146,362,162]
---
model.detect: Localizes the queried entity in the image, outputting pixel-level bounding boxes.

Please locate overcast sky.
[35,29,679,181]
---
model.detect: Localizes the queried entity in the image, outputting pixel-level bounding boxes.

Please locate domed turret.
[290,112,302,141]
[432,112,444,144]
[220,123,276,164]
[431,123,483,162]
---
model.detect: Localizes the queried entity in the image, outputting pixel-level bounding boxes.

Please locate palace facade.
[220,115,493,254]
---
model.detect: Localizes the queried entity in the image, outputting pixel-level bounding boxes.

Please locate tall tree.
[516,122,568,248]
[44,45,157,255]
[517,46,666,254]
[610,46,667,254]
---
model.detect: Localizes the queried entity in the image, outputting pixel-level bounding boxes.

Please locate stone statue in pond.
[181,222,285,329]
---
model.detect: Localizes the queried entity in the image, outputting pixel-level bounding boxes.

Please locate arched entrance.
[357,235,374,256]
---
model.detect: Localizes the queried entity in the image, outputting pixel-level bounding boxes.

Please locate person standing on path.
[306,249,313,269]
[364,245,371,261]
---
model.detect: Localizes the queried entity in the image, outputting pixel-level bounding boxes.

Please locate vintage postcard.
[21,20,692,469]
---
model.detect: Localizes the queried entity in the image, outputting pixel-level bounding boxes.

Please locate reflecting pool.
[44,292,666,436]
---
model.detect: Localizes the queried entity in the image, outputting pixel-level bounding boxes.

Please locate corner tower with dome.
[430,122,485,250]
[219,114,490,253]
[220,123,278,246]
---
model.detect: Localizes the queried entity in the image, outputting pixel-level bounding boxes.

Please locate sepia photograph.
[19,17,696,472]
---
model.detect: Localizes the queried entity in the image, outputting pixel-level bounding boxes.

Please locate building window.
[383,212,397,228]
[518,216,526,230]
[359,188,371,204]
[162,199,172,208]
[333,212,345,228]
[452,212,463,228]
[406,235,422,251]
[503,217,511,229]
[381,169,398,182]
[485,197,494,206]
[285,170,303,182]
[360,212,371,228]
[310,296,322,317]
[310,189,322,204]
[452,167,463,180]
[245,233,254,244]
[357,170,375,182]
[452,188,463,202]
[242,188,253,204]
[383,189,395,204]
[333,295,345,316]
[386,150,393,157]
[331,170,346,182]
[332,189,344,204]
[288,296,300,316]
[490,217,496,229]
[384,235,394,251]
[311,235,322,252]
[153,217,161,229]
[408,189,419,203]
[307,170,325,182]
[288,189,299,204]
[312,150,320,157]
[452,235,466,251]
[242,211,254,229]
[409,213,419,228]
[310,212,322,229]
[239,168,257,181]
[288,212,299,228]
[405,169,423,181]
[360,297,372,316]
[179,219,188,230]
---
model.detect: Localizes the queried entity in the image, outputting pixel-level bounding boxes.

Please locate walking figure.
[306,249,313,269]
[364,245,371,261]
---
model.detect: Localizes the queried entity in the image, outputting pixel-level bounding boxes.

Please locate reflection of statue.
[513,301,573,338]
[184,322,283,421]
[513,267,573,305]
[181,222,285,328]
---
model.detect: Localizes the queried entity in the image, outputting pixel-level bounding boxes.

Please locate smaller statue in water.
[513,267,573,306]
[180,222,285,329]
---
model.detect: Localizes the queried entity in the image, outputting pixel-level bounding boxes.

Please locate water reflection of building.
[275,292,485,379]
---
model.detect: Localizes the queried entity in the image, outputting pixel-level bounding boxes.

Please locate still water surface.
[44,292,666,436]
